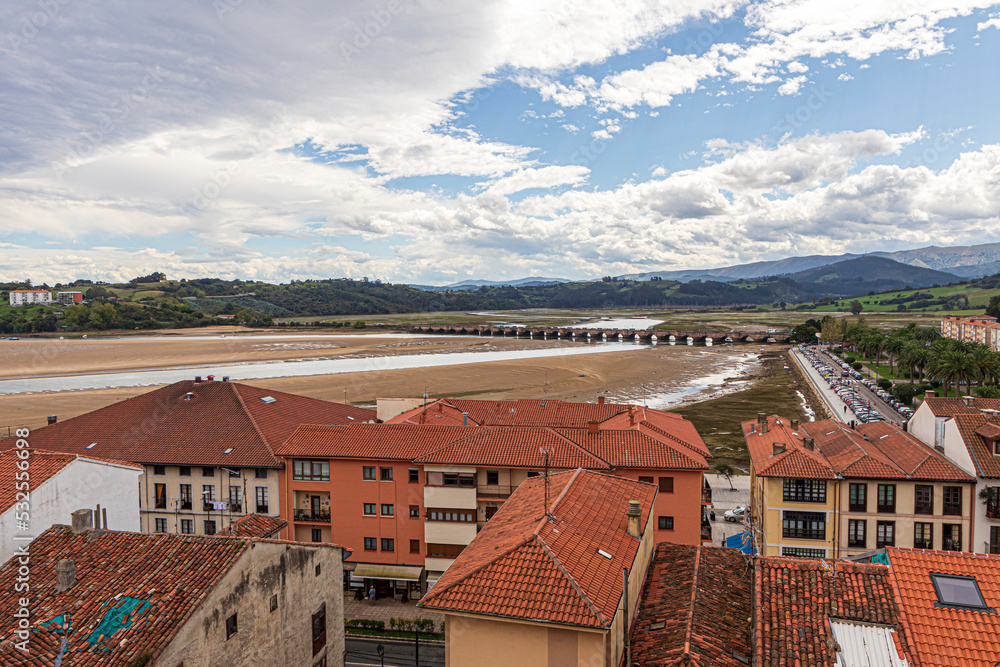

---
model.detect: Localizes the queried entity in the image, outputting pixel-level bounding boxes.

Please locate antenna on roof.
[541,447,551,520]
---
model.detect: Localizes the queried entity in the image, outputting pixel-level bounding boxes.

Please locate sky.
[2,0,1000,286]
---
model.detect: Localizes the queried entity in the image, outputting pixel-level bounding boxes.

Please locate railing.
[477,485,513,499]
[702,481,712,505]
[179,500,192,510]
[987,505,1000,520]
[295,510,331,522]
[782,527,826,541]
[256,504,270,514]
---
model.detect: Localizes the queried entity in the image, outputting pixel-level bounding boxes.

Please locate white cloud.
[838,73,855,81]
[483,165,590,196]
[979,16,1000,29]
[777,75,808,95]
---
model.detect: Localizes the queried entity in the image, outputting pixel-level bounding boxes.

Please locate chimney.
[207,375,214,381]
[598,396,606,405]
[791,419,799,431]
[223,376,230,382]
[55,559,76,592]
[194,376,202,383]
[626,500,642,539]
[184,392,194,401]
[924,390,936,398]
[963,396,973,407]
[629,406,636,426]
[772,442,786,456]
[761,420,769,434]
[70,508,93,534]
[462,412,469,426]
[757,413,766,425]
[47,414,58,425]
[863,433,869,441]
[588,420,599,434]
[803,437,815,451]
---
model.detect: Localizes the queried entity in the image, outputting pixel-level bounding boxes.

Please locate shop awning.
[352,564,423,581]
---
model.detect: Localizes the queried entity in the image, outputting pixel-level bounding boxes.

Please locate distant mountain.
[784,256,961,294]
[411,277,572,292]
[624,253,864,282]
[872,242,1000,276]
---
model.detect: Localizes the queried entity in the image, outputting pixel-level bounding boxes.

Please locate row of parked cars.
[800,346,913,424]
[819,348,915,421]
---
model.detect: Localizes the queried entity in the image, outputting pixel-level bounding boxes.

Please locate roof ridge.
[533,534,610,627]
[880,550,917,666]
[548,428,615,469]
[231,382,278,459]
[638,419,703,456]
[535,468,584,529]
[420,536,537,606]
[681,546,703,659]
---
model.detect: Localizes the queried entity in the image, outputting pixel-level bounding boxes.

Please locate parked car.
[724,506,748,522]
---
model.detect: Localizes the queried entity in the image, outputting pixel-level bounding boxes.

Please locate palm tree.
[935,349,978,397]
[885,337,905,376]
[968,345,995,388]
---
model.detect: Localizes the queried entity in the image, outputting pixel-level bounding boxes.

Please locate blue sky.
[2,0,1000,285]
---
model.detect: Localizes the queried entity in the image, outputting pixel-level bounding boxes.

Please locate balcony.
[179,499,192,511]
[783,527,826,541]
[700,520,712,542]
[477,485,512,499]
[702,479,713,506]
[987,505,1000,520]
[294,509,331,522]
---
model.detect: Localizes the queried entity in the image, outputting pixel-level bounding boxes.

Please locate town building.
[420,468,656,667]
[0,448,141,563]
[8,289,52,306]
[56,291,84,304]
[745,414,974,558]
[0,377,375,537]
[941,314,1000,350]
[218,512,288,538]
[276,416,710,595]
[0,508,345,667]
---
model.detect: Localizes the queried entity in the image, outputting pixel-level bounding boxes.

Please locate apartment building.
[276,416,710,593]
[746,414,974,558]
[941,314,1000,350]
[0,377,374,537]
[420,469,656,667]
[56,290,84,304]
[8,289,52,306]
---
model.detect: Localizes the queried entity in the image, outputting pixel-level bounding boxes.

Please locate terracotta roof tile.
[954,413,1000,478]
[420,469,656,628]
[553,428,708,470]
[923,397,1000,417]
[885,547,1000,666]
[217,513,288,538]
[754,557,909,666]
[631,544,752,666]
[0,380,376,468]
[278,424,481,459]
[0,449,140,514]
[0,526,252,665]
[413,427,611,469]
[744,416,835,479]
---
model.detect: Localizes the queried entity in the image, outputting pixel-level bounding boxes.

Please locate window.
[409,505,420,518]
[293,460,330,482]
[930,574,991,610]
[315,564,321,576]
[225,613,238,640]
[179,466,191,476]
[877,484,896,513]
[781,547,825,559]
[270,594,278,612]
[381,504,394,516]
[228,468,241,478]
[363,466,376,480]
[915,485,934,515]
[363,503,376,516]
[154,518,167,533]
[153,465,165,475]
[311,528,322,543]
[179,483,192,510]
[202,467,215,477]
[427,509,475,522]
[783,479,827,503]
[426,472,475,486]
[154,483,166,509]
[202,484,215,510]
[229,487,242,513]
[876,521,895,547]
[658,516,674,530]
[943,486,963,516]
[426,543,464,558]
[380,467,393,481]
[848,519,866,548]
[180,519,193,534]
[914,522,933,549]
[204,520,216,535]
[486,470,499,485]
[638,476,654,484]
[364,537,377,550]
[526,471,539,478]
[782,511,826,540]
[943,524,962,551]
[410,539,420,553]
[409,468,419,483]
[312,604,327,655]
[255,487,269,513]
[849,483,867,512]
[658,477,674,493]
[255,468,269,479]
[991,526,1000,555]
[381,538,394,551]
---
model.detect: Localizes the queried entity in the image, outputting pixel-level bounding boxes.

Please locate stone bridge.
[409,325,791,344]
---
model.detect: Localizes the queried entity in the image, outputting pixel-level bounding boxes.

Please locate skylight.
[223,448,233,455]
[930,573,991,610]
[879,435,889,440]
[260,396,276,404]
[86,442,97,449]
[597,549,613,560]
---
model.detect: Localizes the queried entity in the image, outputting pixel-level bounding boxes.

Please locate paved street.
[344,591,444,625]
[789,347,851,422]
[707,473,751,545]
[346,636,445,667]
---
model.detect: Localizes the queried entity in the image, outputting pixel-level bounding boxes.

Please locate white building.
[8,289,53,306]
[0,448,141,563]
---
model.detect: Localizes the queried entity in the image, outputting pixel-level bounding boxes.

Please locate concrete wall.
[444,614,606,667]
[907,402,939,448]
[1,457,140,564]
[158,541,345,667]
[376,397,427,422]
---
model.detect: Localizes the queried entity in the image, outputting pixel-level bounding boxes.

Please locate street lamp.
[376,643,384,667]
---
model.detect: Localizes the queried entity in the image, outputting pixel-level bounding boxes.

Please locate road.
[808,347,908,426]
[346,636,445,667]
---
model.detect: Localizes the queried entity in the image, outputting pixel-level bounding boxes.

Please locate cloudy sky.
[2,0,1000,285]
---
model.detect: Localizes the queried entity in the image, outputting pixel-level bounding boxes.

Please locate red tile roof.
[922,397,1000,417]
[0,449,141,514]
[885,547,1000,666]
[953,413,1000,478]
[0,525,252,665]
[744,416,835,479]
[278,424,481,459]
[413,427,611,469]
[754,557,910,666]
[553,428,708,470]
[0,380,375,468]
[217,512,288,538]
[631,544,752,666]
[420,469,656,628]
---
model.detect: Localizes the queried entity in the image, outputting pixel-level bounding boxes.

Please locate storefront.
[351,563,425,601]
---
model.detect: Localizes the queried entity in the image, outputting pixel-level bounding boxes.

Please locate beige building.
[746,414,975,558]
[941,314,1000,350]
[0,508,345,666]
[421,469,656,667]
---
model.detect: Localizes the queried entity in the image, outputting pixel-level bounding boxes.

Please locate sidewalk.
[789,348,851,423]
[343,590,444,625]
[707,473,751,545]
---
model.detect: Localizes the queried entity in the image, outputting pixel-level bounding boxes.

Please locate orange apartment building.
[276,402,712,595]
[942,314,1000,350]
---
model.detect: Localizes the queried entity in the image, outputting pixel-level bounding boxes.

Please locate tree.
[987,295,1000,319]
[715,463,736,491]
[849,300,863,316]
[820,317,841,345]
[891,383,922,405]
